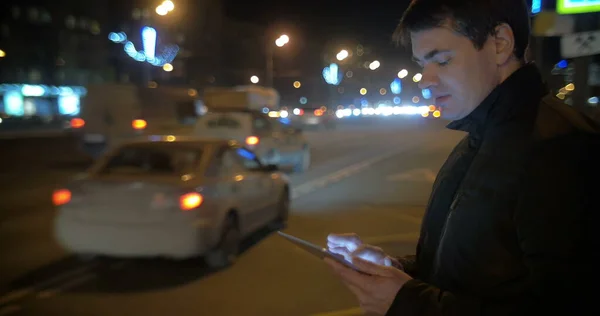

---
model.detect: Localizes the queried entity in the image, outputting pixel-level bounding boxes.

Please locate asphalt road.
[0,117,466,316]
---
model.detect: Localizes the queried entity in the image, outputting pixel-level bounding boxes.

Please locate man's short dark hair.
[394,0,531,60]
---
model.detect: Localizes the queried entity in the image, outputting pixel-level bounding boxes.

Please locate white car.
[53,135,290,268]
[193,109,311,172]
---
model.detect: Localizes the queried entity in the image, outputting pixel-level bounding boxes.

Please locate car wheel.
[269,189,290,230]
[204,215,240,269]
[294,147,311,173]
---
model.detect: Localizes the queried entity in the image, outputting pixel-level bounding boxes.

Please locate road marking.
[0,262,97,305]
[0,305,21,316]
[292,148,407,200]
[310,307,364,316]
[37,274,97,299]
[386,168,436,183]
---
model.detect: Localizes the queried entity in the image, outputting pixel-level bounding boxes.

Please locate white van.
[71,84,199,158]
[193,109,310,172]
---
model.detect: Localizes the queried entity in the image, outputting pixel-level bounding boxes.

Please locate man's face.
[411,27,499,120]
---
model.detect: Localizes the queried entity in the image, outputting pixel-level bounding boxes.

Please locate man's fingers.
[351,257,395,277]
[328,247,352,260]
[327,233,362,251]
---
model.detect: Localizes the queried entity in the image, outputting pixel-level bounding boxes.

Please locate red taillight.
[246,136,260,146]
[70,118,85,129]
[53,189,71,206]
[314,109,324,117]
[298,109,304,116]
[180,192,203,211]
[132,119,147,130]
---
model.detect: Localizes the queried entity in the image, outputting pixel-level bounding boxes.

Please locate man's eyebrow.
[412,49,452,63]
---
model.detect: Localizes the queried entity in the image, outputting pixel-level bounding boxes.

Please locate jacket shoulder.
[532,94,600,141]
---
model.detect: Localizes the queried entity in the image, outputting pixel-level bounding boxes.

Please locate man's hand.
[327,233,400,268]
[325,256,413,315]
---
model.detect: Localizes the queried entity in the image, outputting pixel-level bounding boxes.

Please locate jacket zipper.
[433,192,462,276]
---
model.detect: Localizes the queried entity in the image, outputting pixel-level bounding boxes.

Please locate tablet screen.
[277,231,362,271]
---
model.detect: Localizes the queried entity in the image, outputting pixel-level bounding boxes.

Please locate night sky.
[225,0,414,56]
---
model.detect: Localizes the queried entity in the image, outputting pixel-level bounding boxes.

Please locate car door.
[251,114,280,163]
[230,147,276,230]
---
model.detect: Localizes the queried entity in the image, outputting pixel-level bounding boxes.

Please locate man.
[325,0,599,315]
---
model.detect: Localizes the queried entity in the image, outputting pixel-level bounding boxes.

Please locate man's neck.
[497,58,526,84]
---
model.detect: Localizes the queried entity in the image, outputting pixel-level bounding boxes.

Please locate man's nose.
[418,68,438,90]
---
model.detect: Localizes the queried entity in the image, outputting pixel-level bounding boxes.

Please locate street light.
[369,60,380,70]
[250,75,260,84]
[156,0,174,16]
[0,49,5,58]
[275,34,289,47]
[266,34,290,87]
[293,81,301,88]
[336,49,349,61]
[413,73,422,82]
[162,0,174,11]
[360,88,367,95]
[163,63,173,72]
[398,69,408,78]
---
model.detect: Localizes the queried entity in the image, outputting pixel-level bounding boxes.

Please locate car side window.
[252,115,272,133]
[208,147,261,176]
[233,147,261,170]
[205,146,230,177]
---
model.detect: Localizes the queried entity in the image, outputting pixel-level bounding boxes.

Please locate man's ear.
[493,23,516,65]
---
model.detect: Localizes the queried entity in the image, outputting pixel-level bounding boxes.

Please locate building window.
[132,9,141,20]
[90,21,101,35]
[12,6,21,19]
[65,16,76,29]
[28,8,40,22]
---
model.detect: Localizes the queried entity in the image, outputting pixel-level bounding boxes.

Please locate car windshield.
[99,143,203,176]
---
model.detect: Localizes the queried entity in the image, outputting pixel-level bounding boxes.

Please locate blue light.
[21,85,46,96]
[300,97,308,105]
[557,60,568,69]
[236,148,256,160]
[58,95,80,115]
[323,63,342,85]
[390,78,402,94]
[4,91,24,116]
[278,117,291,125]
[108,32,119,42]
[393,97,401,104]
[114,30,179,67]
[262,107,270,114]
[360,99,369,106]
[141,26,157,61]
[422,88,432,99]
[531,0,541,14]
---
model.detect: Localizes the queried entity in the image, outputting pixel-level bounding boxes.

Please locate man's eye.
[438,59,451,66]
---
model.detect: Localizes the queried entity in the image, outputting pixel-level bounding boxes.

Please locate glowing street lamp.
[369,60,380,70]
[275,34,289,47]
[250,75,260,84]
[293,81,301,88]
[336,49,349,61]
[156,0,174,16]
[267,34,290,87]
[163,63,173,72]
[413,73,422,82]
[398,69,408,78]
[0,49,6,58]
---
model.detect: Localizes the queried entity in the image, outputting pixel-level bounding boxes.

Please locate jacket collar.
[446,63,548,137]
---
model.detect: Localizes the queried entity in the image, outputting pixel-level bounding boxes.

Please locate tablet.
[277,231,363,272]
